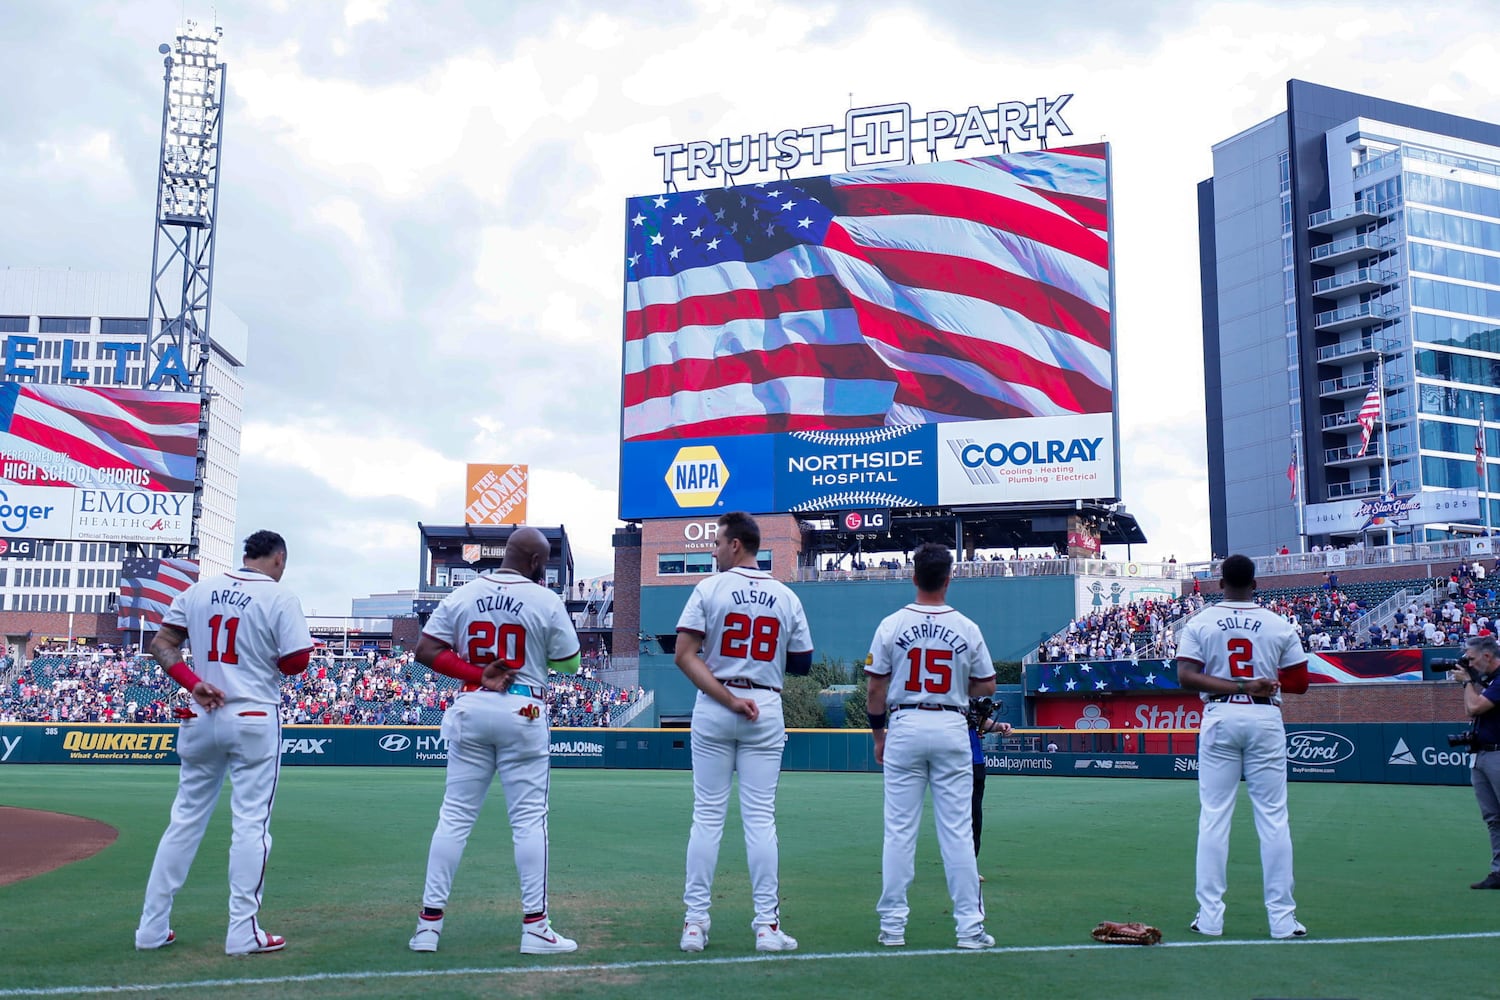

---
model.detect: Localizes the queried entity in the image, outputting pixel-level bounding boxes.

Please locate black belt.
[892,704,964,714]
[1478,744,1500,753]
[1207,694,1279,706]
[721,678,781,694]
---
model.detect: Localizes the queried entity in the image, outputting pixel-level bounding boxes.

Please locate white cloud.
[241,418,461,508]
[344,0,392,28]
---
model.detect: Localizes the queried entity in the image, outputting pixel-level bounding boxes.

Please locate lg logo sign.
[843,511,888,531]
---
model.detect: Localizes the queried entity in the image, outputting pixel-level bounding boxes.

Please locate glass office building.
[1201,80,1500,556]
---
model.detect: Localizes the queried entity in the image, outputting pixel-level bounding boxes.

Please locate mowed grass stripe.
[0,766,1490,999]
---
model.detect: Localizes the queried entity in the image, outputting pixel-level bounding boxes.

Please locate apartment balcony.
[1315,335,1400,364]
[1313,300,1402,332]
[1324,443,1386,465]
[1308,197,1400,233]
[1310,232,1398,265]
[1311,267,1398,299]
[1317,370,1406,399]
[1327,478,1384,499]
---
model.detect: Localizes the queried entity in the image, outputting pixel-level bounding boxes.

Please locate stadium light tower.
[145,23,226,392]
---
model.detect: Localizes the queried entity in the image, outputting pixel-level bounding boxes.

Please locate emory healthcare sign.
[464,464,528,526]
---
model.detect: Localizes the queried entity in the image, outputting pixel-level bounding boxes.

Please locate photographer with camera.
[1448,637,1500,890]
[966,697,1012,882]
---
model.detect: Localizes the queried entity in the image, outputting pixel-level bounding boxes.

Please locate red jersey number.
[466,621,526,666]
[206,614,240,665]
[1227,637,1254,678]
[903,647,954,694]
[720,613,781,662]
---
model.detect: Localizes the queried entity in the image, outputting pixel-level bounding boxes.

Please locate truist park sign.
[652,96,1075,184]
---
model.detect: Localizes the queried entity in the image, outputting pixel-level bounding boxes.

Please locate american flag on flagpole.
[1356,380,1382,457]
[0,383,200,493]
[622,145,1112,441]
[1288,447,1298,500]
[118,557,199,630]
[1479,401,1488,486]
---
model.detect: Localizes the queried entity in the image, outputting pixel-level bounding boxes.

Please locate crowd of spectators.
[1037,594,1206,662]
[0,645,644,728]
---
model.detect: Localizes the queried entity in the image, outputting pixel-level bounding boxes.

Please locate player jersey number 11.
[207,614,240,665]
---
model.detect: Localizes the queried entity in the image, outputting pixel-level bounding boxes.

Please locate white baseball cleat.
[1272,920,1308,940]
[877,929,905,947]
[520,920,578,955]
[680,922,708,952]
[755,924,798,952]
[135,930,175,951]
[228,931,285,956]
[409,915,443,952]
[957,931,995,950]
[1189,917,1222,937]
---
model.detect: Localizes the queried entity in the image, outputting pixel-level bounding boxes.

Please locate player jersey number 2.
[903,647,953,693]
[720,613,780,662]
[1226,637,1254,677]
[466,621,526,666]
[206,614,240,665]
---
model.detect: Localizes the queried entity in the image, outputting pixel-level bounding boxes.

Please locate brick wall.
[3,611,129,657]
[1283,681,1469,724]
[612,527,641,660]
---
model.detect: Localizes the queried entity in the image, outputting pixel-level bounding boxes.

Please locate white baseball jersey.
[676,567,811,687]
[423,570,578,690]
[867,604,994,709]
[1177,601,1306,699]
[165,568,313,707]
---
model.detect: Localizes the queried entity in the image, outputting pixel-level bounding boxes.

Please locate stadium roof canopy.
[795,503,1147,560]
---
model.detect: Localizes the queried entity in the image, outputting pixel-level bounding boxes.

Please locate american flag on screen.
[622,145,1112,441]
[117,557,199,630]
[0,383,200,493]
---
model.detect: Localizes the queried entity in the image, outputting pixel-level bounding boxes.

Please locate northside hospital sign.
[652,95,1075,183]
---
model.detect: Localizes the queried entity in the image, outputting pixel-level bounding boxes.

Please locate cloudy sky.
[4,0,1500,614]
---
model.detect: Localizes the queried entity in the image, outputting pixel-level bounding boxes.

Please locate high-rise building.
[1201,80,1500,556]
[0,267,246,617]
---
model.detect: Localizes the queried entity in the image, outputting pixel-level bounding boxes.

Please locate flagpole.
[1482,398,1491,536]
[1379,354,1393,548]
[1294,439,1306,553]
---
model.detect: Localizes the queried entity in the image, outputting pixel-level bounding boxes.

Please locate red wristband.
[432,649,484,685]
[166,662,203,692]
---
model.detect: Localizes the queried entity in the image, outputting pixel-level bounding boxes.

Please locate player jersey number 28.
[466,621,526,666]
[720,613,780,662]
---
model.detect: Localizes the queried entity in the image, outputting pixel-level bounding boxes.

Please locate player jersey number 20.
[467,621,526,666]
[720,613,781,662]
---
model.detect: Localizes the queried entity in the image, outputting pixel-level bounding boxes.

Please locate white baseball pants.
[136,706,281,953]
[420,692,552,917]
[878,710,985,939]
[684,688,786,930]
[1194,703,1298,936]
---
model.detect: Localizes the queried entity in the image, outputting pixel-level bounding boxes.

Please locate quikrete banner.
[0,723,1478,786]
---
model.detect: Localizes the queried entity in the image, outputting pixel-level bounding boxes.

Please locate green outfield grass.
[0,765,1493,999]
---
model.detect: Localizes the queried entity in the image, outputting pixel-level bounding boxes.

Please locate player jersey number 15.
[904,647,953,693]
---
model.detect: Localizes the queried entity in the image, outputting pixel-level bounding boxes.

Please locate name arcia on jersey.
[474,594,526,615]
[893,619,969,654]
[731,588,778,609]
[210,589,254,610]
[1214,615,1264,632]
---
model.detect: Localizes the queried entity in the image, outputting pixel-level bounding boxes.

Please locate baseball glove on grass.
[1091,921,1162,945]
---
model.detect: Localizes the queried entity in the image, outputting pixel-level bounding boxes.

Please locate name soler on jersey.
[892,621,970,654]
[1214,615,1264,632]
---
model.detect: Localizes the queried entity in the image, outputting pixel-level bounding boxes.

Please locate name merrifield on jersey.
[893,619,970,654]
[1214,615,1265,632]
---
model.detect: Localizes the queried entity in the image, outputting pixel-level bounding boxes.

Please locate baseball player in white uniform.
[408,526,581,956]
[674,511,813,954]
[1177,553,1310,940]
[135,530,314,956]
[866,542,996,950]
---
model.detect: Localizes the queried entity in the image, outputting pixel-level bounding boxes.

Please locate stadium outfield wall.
[0,722,1473,786]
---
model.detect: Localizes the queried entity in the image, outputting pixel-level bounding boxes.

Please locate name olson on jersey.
[788,450,923,486]
[731,589,778,608]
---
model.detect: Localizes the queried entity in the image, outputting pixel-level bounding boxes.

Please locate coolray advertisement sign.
[1305,488,1479,534]
[619,143,1119,520]
[938,413,1117,504]
[0,383,200,543]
